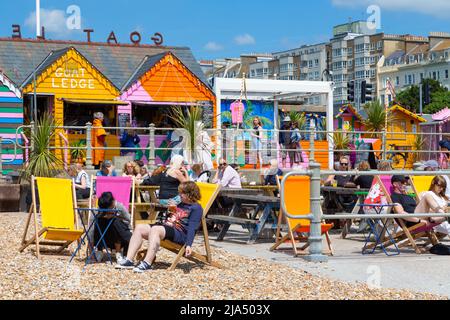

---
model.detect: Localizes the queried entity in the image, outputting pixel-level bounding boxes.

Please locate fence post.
[305,160,328,262]
[148,124,156,170]
[30,121,35,154]
[309,119,315,163]
[85,122,94,170]
[0,136,3,178]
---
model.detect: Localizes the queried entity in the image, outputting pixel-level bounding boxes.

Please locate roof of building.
[391,104,427,122]
[432,107,450,121]
[407,43,428,56]
[0,38,208,90]
[335,104,364,122]
[385,50,405,66]
[430,39,450,52]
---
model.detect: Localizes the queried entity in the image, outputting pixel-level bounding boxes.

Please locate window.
[308,60,313,68]
[315,59,319,67]
[446,70,449,79]
[396,76,400,85]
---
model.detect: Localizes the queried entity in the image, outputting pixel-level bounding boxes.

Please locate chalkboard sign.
[118,113,131,133]
[201,102,214,128]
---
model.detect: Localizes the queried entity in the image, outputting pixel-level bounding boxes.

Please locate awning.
[60,98,129,106]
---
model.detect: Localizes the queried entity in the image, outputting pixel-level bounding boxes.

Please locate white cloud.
[234,34,256,45]
[332,0,450,18]
[204,41,224,51]
[25,8,80,37]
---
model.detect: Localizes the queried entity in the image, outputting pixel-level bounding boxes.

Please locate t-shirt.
[230,101,244,124]
[391,192,417,214]
[165,202,203,247]
[75,170,91,189]
[353,175,374,189]
[335,175,354,187]
[217,166,242,189]
[421,191,447,208]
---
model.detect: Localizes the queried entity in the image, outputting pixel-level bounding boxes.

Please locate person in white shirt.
[213,158,242,189]
[415,176,449,234]
[68,163,91,199]
[190,164,210,183]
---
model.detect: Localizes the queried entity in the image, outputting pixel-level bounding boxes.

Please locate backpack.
[430,243,450,255]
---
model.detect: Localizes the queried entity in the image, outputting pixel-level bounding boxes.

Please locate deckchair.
[20,177,84,258]
[137,182,222,270]
[365,176,438,254]
[270,175,333,256]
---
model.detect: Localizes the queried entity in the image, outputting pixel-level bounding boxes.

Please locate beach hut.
[420,107,450,161]
[334,104,365,132]
[0,72,23,174]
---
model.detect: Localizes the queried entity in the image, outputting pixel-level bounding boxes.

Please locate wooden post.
[148,124,156,170]
[31,176,40,259]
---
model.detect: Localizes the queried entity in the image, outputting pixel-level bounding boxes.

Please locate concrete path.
[208,225,450,297]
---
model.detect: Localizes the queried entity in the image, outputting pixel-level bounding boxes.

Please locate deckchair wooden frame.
[364,176,438,253]
[137,183,222,271]
[19,176,83,259]
[270,176,333,256]
[131,184,159,228]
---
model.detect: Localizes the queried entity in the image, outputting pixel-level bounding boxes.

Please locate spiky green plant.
[21,112,64,180]
[289,111,306,131]
[362,101,394,138]
[412,134,426,163]
[168,106,204,162]
[70,139,86,163]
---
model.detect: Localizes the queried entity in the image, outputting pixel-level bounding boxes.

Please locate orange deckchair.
[270,175,333,256]
[138,182,222,270]
[20,177,84,258]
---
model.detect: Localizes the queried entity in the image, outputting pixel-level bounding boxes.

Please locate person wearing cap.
[96,160,117,177]
[390,175,429,228]
[279,116,294,168]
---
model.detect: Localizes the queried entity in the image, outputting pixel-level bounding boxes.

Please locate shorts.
[162,225,175,242]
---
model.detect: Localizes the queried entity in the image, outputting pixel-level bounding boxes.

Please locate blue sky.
[1,0,450,60]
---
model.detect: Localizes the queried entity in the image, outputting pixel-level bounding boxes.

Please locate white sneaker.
[116,252,124,263]
[434,221,450,235]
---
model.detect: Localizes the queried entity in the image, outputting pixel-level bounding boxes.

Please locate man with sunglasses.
[213,158,242,189]
[325,156,355,188]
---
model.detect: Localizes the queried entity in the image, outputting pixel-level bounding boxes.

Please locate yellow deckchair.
[20,177,84,258]
[137,182,222,270]
[270,175,333,256]
[410,176,435,203]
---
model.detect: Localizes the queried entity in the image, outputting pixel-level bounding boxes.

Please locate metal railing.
[0,137,20,176]
[8,122,450,172]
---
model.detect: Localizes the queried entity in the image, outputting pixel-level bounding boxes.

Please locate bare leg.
[419,194,447,223]
[126,224,151,261]
[144,226,166,265]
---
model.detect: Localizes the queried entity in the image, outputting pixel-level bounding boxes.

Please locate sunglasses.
[340,163,349,166]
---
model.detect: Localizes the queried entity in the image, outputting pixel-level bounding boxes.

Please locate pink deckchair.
[95,176,133,209]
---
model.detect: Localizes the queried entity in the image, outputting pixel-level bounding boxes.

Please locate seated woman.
[115,181,203,272]
[142,155,189,205]
[68,163,91,200]
[122,161,143,184]
[94,192,132,262]
[415,176,449,231]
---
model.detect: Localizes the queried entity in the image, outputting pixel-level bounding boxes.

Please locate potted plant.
[333,130,350,162]
[70,139,87,164]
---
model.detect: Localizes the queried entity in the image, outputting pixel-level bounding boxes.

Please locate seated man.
[94,192,132,262]
[263,159,283,186]
[390,175,430,228]
[115,181,203,272]
[213,158,242,189]
[96,160,117,177]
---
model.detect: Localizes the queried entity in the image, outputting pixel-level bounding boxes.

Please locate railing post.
[309,120,315,163]
[305,160,328,262]
[30,121,35,154]
[85,122,94,170]
[148,124,156,170]
[382,130,387,161]
[0,136,3,178]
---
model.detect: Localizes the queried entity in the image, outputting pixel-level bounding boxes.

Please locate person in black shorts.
[390,175,430,228]
[116,181,203,273]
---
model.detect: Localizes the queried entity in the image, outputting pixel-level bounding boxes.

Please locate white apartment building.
[378,33,450,103]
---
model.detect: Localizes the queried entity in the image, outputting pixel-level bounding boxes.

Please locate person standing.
[120,124,140,158]
[279,116,293,168]
[92,112,107,169]
[250,117,264,169]
[290,121,303,165]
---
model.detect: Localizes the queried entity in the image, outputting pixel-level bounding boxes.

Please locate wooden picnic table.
[241,184,278,196]
[208,194,280,244]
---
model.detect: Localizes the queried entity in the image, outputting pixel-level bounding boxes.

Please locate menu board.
[118,113,131,134]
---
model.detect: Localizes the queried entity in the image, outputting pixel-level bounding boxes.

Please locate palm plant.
[169,105,203,162]
[412,134,426,163]
[289,111,306,131]
[362,101,393,138]
[21,112,64,180]
[333,130,351,160]
[70,140,86,163]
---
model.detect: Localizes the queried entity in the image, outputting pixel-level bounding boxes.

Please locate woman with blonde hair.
[415,176,449,224]
[142,155,189,205]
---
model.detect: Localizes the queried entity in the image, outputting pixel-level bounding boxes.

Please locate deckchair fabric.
[271,175,333,256]
[138,182,222,270]
[410,176,434,201]
[20,177,83,258]
[96,176,132,208]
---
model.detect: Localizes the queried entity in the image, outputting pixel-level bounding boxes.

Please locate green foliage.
[362,101,392,137]
[412,134,426,163]
[288,111,306,130]
[21,112,64,180]
[333,131,350,151]
[70,140,86,162]
[424,91,450,114]
[396,79,448,113]
[169,106,204,161]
